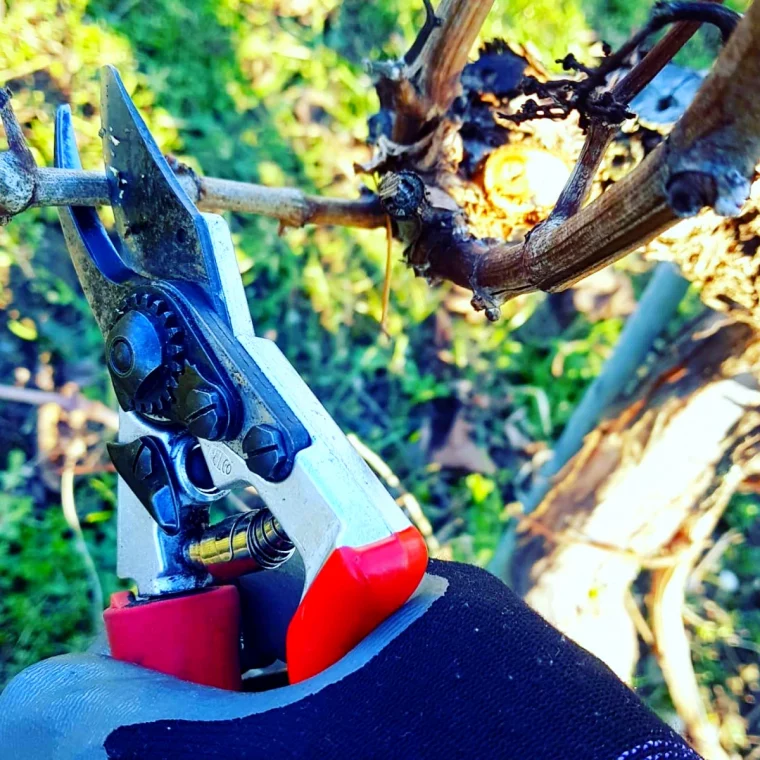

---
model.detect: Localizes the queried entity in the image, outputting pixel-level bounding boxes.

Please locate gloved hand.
[0,560,700,760]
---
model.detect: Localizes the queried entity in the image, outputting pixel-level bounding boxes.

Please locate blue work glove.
[0,560,701,760]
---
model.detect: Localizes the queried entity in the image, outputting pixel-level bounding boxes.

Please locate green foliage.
[0,451,121,683]
[485,0,592,66]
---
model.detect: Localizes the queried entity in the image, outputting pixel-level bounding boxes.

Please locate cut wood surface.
[511,315,760,684]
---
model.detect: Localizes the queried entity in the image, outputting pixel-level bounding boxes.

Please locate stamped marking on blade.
[211,448,233,476]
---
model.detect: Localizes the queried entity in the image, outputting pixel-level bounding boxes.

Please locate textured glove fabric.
[105,560,700,760]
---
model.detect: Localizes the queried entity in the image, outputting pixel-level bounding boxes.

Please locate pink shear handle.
[286,526,428,683]
[103,526,427,688]
[104,585,242,690]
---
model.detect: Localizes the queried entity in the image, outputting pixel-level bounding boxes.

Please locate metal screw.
[184,387,228,441]
[106,309,164,401]
[109,337,135,376]
[243,424,288,481]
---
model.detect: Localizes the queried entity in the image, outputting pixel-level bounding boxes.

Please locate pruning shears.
[54,66,427,688]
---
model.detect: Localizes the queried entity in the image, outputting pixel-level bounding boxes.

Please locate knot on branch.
[378,170,426,220]
[0,87,37,225]
[378,170,429,267]
[666,167,751,218]
[471,291,503,323]
[378,169,480,290]
[0,152,35,223]
[665,172,718,217]
[665,129,755,219]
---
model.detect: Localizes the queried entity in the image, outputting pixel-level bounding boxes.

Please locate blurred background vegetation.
[0,0,757,752]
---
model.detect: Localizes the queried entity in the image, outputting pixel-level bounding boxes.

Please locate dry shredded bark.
[647,415,760,760]
[509,313,760,754]
[649,196,760,328]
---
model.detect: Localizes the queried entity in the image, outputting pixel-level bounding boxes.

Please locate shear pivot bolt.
[109,337,135,376]
[243,424,288,481]
[106,308,165,408]
[184,387,229,441]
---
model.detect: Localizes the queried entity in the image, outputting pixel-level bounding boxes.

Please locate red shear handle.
[286,526,428,683]
[103,585,242,690]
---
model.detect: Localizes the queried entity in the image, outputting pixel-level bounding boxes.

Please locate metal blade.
[54,105,134,333]
[99,65,230,325]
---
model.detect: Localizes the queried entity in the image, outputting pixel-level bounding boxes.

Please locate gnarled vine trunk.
[510,311,760,758]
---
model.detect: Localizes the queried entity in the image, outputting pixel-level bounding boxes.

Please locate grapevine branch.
[374,0,759,318]
[548,0,727,221]
[0,101,385,229]
[1,0,759,319]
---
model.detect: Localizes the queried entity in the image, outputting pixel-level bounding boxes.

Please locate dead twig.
[403,0,442,71]
[688,527,742,591]
[53,461,115,476]
[369,0,495,147]
[61,454,105,636]
[0,383,118,429]
[549,0,727,222]
[415,0,495,117]
[625,589,655,646]
[1,90,384,228]
[508,3,739,131]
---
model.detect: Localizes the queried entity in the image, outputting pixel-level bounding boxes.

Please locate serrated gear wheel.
[109,291,186,415]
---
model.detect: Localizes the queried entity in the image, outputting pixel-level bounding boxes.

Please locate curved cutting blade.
[54,104,134,332]
[99,65,230,325]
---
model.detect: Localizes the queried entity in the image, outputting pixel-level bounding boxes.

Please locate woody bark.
[509,311,760,757]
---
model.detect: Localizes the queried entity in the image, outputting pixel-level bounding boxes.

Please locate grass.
[0,1,757,748]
